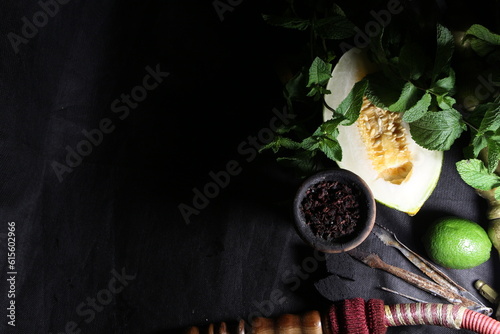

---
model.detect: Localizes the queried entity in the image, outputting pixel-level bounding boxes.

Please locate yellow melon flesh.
[323,48,443,215]
[357,97,413,185]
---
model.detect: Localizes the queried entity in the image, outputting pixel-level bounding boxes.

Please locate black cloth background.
[0,1,498,333]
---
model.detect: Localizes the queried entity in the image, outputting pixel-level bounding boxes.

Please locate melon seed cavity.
[357,97,413,185]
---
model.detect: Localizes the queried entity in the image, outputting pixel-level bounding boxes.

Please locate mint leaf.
[301,135,337,156]
[300,119,343,162]
[318,138,342,161]
[432,24,454,82]
[284,69,308,105]
[335,79,368,125]
[306,57,332,100]
[369,28,389,67]
[465,24,500,57]
[388,82,421,113]
[431,68,456,95]
[365,72,405,109]
[398,42,427,81]
[410,109,465,150]
[307,57,332,86]
[466,24,500,45]
[261,15,311,30]
[306,85,331,100]
[471,134,488,157]
[277,151,317,174]
[467,101,500,136]
[319,117,344,135]
[467,102,500,163]
[259,136,302,154]
[466,102,498,130]
[436,94,456,110]
[456,159,500,191]
[403,92,432,123]
[486,138,500,173]
[274,124,304,136]
[300,136,319,151]
[313,15,355,40]
[476,103,500,135]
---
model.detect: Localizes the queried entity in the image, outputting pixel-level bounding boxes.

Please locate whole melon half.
[323,48,443,215]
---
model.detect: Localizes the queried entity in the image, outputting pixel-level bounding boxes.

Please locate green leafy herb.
[431,68,456,95]
[313,15,356,40]
[464,102,500,171]
[301,122,342,162]
[260,78,368,170]
[486,138,500,173]
[364,71,405,110]
[402,92,432,123]
[277,151,318,174]
[476,103,500,134]
[306,57,332,100]
[410,109,466,151]
[465,24,500,57]
[398,42,427,81]
[388,82,421,113]
[436,94,457,110]
[261,4,500,198]
[432,24,455,82]
[262,11,355,40]
[261,15,311,30]
[261,136,302,154]
[333,79,368,125]
[284,70,308,107]
[363,23,457,134]
[466,24,500,45]
[456,159,500,199]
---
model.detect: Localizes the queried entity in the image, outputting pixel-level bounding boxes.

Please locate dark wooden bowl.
[293,169,376,253]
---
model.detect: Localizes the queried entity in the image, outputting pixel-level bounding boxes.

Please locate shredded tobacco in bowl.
[300,180,361,240]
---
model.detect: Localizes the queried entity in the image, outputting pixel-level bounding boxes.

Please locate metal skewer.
[372,223,466,294]
[379,286,431,304]
[372,223,488,308]
[347,224,493,316]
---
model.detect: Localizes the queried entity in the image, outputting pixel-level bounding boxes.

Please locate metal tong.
[348,223,493,316]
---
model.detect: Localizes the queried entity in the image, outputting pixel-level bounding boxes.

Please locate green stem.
[462,118,479,133]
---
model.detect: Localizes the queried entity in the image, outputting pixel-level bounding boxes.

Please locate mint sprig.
[402,92,432,123]
[261,11,355,41]
[432,23,455,82]
[456,159,500,200]
[306,57,332,100]
[261,76,368,166]
[333,79,368,125]
[464,102,500,172]
[362,23,466,151]
[452,24,500,195]
[464,24,500,58]
[261,2,500,196]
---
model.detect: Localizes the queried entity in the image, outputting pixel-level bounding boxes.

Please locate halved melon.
[323,48,443,215]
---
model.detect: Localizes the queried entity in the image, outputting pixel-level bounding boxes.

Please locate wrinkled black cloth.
[0,1,498,334]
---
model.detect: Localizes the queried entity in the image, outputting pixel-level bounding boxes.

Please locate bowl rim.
[293,168,376,253]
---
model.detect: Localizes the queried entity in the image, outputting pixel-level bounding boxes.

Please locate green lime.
[423,217,492,269]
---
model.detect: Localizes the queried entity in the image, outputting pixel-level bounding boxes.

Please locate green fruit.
[323,48,443,215]
[423,217,492,269]
[488,219,500,258]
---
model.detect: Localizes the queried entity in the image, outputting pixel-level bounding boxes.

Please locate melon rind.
[323,48,443,215]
